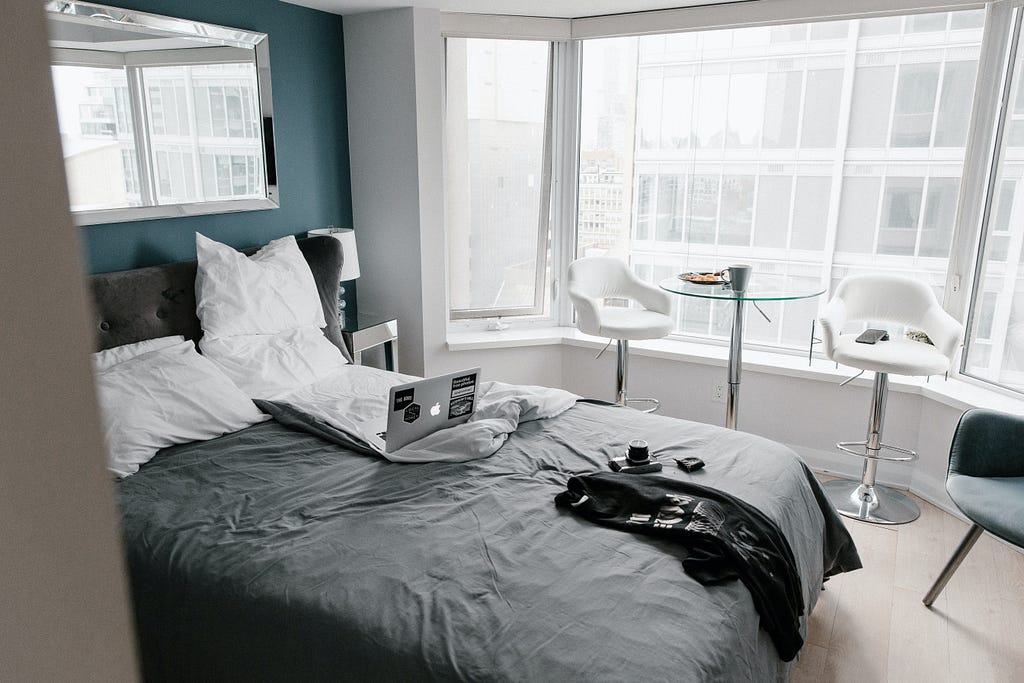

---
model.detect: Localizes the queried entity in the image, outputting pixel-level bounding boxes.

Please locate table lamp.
[308,227,361,325]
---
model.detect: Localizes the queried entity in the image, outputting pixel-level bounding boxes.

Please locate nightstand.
[341,311,398,371]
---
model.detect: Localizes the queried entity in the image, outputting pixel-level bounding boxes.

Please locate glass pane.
[934,61,979,147]
[661,76,694,150]
[655,175,686,242]
[51,64,139,211]
[891,63,940,147]
[919,177,959,257]
[753,176,791,248]
[951,10,984,31]
[686,174,720,245]
[635,175,655,242]
[762,71,801,149]
[719,175,754,246]
[907,13,948,33]
[579,37,637,257]
[801,69,842,148]
[848,66,895,148]
[726,73,764,148]
[142,64,263,205]
[791,177,831,250]
[964,25,1024,390]
[446,38,550,315]
[859,17,902,37]
[835,177,881,254]
[810,21,849,41]
[877,177,924,256]
[695,74,729,149]
[637,77,661,150]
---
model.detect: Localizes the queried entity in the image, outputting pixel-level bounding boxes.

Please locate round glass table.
[659,274,826,430]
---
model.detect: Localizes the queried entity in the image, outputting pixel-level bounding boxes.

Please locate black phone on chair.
[855,329,889,344]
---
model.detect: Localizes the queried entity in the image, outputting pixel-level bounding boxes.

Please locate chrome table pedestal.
[660,274,825,430]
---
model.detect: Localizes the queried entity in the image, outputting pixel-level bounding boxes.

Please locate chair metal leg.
[823,372,921,525]
[615,339,659,413]
[923,523,984,607]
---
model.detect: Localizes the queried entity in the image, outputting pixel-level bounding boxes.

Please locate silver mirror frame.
[45,1,279,225]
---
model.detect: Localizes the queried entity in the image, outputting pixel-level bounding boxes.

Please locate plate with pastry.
[679,271,727,285]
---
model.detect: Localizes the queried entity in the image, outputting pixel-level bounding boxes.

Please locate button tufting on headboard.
[100,321,111,332]
[156,309,167,319]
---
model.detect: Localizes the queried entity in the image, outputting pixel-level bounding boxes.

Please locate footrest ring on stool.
[836,440,917,462]
[624,397,660,413]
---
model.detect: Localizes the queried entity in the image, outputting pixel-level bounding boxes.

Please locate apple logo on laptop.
[430,402,441,417]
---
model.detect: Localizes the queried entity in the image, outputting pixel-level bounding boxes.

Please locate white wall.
[345,7,449,378]
[0,1,137,678]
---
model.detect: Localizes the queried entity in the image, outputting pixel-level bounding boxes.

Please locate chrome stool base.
[830,370,920,525]
[822,479,920,525]
[614,340,660,413]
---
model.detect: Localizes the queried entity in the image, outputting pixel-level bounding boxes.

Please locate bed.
[92,235,860,682]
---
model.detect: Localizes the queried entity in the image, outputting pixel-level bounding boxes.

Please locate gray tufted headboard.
[88,235,352,362]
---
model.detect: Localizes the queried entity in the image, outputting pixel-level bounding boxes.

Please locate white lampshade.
[308,227,361,281]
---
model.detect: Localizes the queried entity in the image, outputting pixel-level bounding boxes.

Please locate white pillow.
[93,335,186,372]
[200,326,349,400]
[95,340,268,478]
[195,233,326,338]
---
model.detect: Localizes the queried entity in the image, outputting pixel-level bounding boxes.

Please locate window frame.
[960,4,1024,391]
[442,35,560,322]
[442,3,1024,390]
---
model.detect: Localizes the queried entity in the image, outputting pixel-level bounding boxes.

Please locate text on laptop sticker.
[449,374,477,420]
[393,388,414,412]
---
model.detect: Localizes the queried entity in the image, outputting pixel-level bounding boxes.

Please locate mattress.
[117,401,859,682]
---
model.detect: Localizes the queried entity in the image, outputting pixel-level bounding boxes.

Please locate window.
[576,12,982,349]
[964,15,1024,391]
[445,38,553,319]
[442,6,1024,396]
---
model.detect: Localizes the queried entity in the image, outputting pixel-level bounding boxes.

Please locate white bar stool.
[818,274,963,525]
[568,257,674,411]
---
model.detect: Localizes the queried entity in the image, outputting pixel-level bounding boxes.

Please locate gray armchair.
[923,408,1024,606]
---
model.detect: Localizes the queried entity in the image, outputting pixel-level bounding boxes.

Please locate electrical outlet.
[712,381,726,404]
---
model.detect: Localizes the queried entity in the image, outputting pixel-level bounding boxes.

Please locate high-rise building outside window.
[577,11,983,350]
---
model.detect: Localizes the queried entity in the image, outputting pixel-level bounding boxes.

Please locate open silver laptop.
[366,368,482,453]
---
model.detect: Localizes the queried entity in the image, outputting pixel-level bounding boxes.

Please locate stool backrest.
[834,273,938,329]
[567,256,672,337]
[568,256,635,301]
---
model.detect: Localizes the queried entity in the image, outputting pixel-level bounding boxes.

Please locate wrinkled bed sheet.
[118,400,859,682]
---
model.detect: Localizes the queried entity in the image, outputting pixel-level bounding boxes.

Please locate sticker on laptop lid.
[394,388,414,412]
[449,373,478,420]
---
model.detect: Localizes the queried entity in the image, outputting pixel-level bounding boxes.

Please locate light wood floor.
[792,486,1024,683]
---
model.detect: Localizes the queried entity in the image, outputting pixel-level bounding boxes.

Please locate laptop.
[366,368,482,453]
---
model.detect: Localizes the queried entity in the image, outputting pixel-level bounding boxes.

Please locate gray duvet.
[118,401,859,682]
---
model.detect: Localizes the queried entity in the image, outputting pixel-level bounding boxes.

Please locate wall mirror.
[46,1,278,225]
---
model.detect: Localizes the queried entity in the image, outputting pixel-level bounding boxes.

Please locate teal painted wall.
[78,0,351,274]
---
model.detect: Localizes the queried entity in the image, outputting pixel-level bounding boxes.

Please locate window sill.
[447,326,1024,415]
